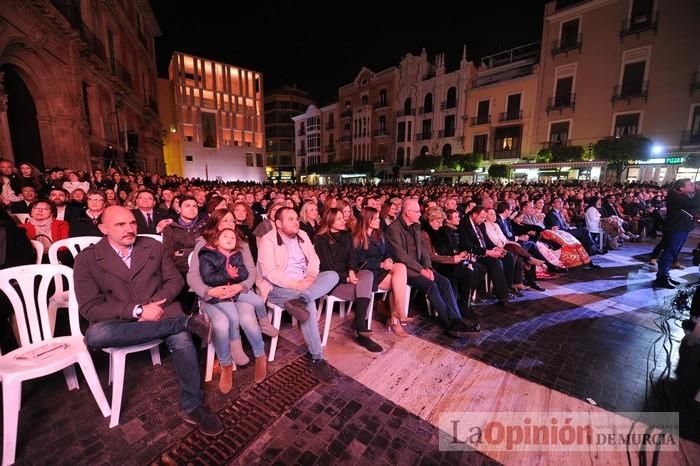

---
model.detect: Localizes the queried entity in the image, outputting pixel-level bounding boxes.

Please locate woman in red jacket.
[18,199,69,262]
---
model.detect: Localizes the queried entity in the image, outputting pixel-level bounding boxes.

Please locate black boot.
[353,298,383,352]
[353,298,371,333]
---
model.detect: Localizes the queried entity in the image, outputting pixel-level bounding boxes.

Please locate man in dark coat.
[73,206,222,436]
[654,179,700,288]
[132,189,173,235]
[386,198,479,337]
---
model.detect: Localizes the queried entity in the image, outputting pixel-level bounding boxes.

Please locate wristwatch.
[135,305,144,319]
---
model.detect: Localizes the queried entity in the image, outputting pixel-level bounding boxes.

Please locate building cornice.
[545,0,618,21]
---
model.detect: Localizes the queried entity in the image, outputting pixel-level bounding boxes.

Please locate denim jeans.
[407,270,462,326]
[267,271,339,360]
[235,289,267,320]
[85,317,203,413]
[657,230,690,280]
[204,301,265,363]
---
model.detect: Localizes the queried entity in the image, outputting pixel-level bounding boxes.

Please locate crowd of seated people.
[0,157,678,435]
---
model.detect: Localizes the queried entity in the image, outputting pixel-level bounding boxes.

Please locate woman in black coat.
[352,207,409,336]
[314,208,382,352]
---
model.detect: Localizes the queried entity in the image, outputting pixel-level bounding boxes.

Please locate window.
[396,148,405,166]
[629,0,654,29]
[379,89,387,106]
[406,147,411,166]
[185,155,194,162]
[306,116,320,131]
[246,153,254,167]
[397,121,406,142]
[620,61,646,96]
[549,121,570,145]
[445,87,457,108]
[379,116,386,132]
[403,98,412,115]
[494,126,522,159]
[443,115,455,137]
[423,93,433,113]
[361,95,368,105]
[422,119,432,139]
[442,144,452,157]
[560,18,580,49]
[201,112,217,148]
[307,133,320,152]
[506,93,521,119]
[614,113,641,137]
[554,76,574,106]
[256,153,263,167]
[420,146,429,156]
[475,100,490,124]
[473,134,488,155]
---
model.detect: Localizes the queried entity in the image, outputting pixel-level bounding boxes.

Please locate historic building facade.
[395,48,472,169]
[292,103,339,183]
[0,0,163,172]
[462,42,540,164]
[160,52,266,182]
[264,86,315,181]
[337,66,398,175]
[534,0,700,182]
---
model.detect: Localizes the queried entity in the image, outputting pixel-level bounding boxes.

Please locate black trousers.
[407,271,462,326]
[477,256,509,300]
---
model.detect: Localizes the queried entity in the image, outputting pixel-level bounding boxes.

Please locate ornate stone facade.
[0,0,162,172]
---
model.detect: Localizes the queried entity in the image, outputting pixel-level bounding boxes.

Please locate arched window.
[379,89,387,106]
[446,87,457,108]
[420,146,429,156]
[423,93,433,113]
[406,147,411,166]
[361,95,368,105]
[403,98,412,115]
[396,147,405,167]
[442,144,452,157]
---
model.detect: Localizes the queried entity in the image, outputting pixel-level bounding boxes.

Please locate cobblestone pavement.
[402,238,700,444]
[2,236,700,464]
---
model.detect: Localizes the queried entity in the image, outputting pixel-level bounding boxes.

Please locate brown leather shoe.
[219,364,233,394]
[284,298,310,321]
[254,355,267,384]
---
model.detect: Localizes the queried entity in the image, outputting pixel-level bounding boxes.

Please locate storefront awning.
[510,161,607,169]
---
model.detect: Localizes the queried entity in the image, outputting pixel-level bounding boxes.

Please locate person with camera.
[653,179,700,289]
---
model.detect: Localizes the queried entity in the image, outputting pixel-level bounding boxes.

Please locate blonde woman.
[299,201,321,240]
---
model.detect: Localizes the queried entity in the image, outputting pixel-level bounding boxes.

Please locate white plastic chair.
[12,213,28,224]
[317,296,354,347]
[266,303,287,361]
[29,240,43,264]
[0,265,111,466]
[102,339,162,428]
[138,233,163,242]
[46,237,102,336]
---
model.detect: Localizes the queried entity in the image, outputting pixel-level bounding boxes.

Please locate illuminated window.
[613,113,640,137]
[306,116,320,131]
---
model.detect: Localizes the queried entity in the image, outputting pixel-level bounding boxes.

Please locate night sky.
[150,1,547,104]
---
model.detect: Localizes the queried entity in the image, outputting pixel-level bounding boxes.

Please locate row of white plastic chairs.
[0,234,164,466]
[2,233,410,465]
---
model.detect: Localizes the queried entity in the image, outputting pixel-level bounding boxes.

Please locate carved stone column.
[0,71,15,161]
